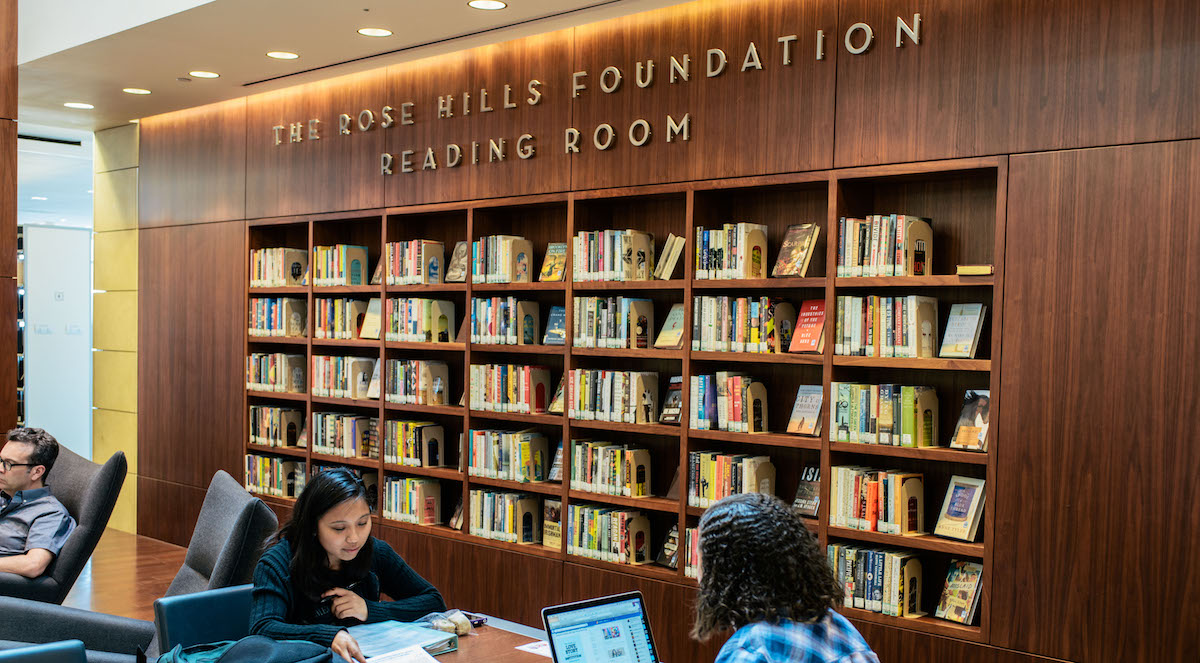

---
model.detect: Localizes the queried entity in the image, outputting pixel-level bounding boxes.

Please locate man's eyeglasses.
[0,459,37,472]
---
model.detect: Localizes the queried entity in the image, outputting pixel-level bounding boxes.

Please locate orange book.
[789,299,826,353]
[865,478,879,532]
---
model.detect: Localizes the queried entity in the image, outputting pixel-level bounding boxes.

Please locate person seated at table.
[691,493,879,663]
[250,468,446,663]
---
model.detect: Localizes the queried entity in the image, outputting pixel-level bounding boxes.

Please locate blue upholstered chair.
[0,640,86,663]
[153,584,253,652]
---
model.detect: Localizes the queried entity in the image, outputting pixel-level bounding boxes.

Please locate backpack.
[152,635,332,663]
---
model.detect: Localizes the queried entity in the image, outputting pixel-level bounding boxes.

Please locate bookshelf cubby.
[242,158,1004,635]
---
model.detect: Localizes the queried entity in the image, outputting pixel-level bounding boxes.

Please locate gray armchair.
[0,447,127,603]
[0,470,278,661]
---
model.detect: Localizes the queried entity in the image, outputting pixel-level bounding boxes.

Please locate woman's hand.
[323,586,368,622]
[331,630,367,663]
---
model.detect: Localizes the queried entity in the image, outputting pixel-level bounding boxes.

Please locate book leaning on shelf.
[694,222,768,280]
[470,489,542,544]
[384,239,444,285]
[543,499,562,550]
[828,544,925,618]
[387,298,456,343]
[835,294,938,357]
[573,229,655,282]
[934,475,985,542]
[385,359,449,406]
[311,356,377,399]
[469,364,553,414]
[837,214,933,277]
[543,306,567,346]
[690,372,768,433]
[468,429,550,482]
[771,223,821,278]
[383,421,445,467]
[793,465,820,517]
[935,560,984,625]
[786,385,824,436]
[949,390,990,452]
[573,297,655,349]
[691,296,798,354]
[656,525,680,570]
[653,303,686,349]
[829,465,924,535]
[250,247,308,287]
[312,412,378,459]
[244,455,306,498]
[249,405,304,447]
[939,303,988,359]
[313,244,371,286]
[246,352,306,393]
[567,369,658,423]
[472,235,535,284]
[538,242,567,282]
[249,297,306,337]
[831,383,939,447]
[472,297,540,345]
[683,527,700,578]
[687,451,775,508]
[383,476,442,526]
[570,441,652,497]
[653,233,686,280]
[567,503,651,565]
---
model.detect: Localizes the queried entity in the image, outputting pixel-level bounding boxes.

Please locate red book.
[866,479,879,532]
[789,299,826,353]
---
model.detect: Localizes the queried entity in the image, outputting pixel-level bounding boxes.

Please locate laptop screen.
[542,592,660,663]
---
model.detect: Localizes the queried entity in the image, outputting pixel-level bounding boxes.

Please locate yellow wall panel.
[93,168,138,233]
[92,408,137,474]
[93,291,137,352]
[106,473,137,533]
[93,230,138,291]
[93,350,137,413]
[94,124,139,173]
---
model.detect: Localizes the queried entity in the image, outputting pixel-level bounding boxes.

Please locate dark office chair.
[153,584,252,652]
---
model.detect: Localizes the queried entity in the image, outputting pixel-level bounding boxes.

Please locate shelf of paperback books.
[827,526,985,558]
[310,452,379,471]
[687,429,822,450]
[247,443,308,459]
[833,357,991,372]
[690,350,823,366]
[567,491,680,514]
[829,442,988,465]
[469,410,563,426]
[248,390,308,403]
[840,607,983,641]
[836,276,993,288]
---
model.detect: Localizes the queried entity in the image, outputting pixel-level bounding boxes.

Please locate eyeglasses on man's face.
[0,458,37,472]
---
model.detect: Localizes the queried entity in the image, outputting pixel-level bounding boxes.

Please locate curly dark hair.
[691,492,843,640]
[5,427,61,480]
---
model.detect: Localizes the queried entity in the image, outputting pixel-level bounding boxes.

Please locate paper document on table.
[367,645,438,663]
[347,620,458,658]
[515,640,552,658]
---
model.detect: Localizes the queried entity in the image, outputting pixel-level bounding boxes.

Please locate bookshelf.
[242,158,1004,640]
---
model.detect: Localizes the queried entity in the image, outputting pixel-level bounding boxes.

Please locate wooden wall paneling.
[136,476,209,547]
[383,30,574,207]
[245,70,388,218]
[138,221,244,489]
[0,277,15,430]
[0,0,14,120]
[994,141,1200,662]
[851,622,1073,663]
[833,0,1200,167]
[0,120,14,278]
[139,99,247,226]
[570,0,837,190]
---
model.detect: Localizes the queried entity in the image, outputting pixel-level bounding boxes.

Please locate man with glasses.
[0,428,76,578]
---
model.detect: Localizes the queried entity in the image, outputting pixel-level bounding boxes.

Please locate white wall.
[23,226,93,457]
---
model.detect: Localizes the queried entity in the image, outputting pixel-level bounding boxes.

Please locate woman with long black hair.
[249,468,446,663]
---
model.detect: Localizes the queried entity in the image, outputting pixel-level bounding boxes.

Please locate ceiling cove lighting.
[63,102,94,109]
[468,1,507,9]
[266,51,299,60]
[189,70,220,79]
[123,87,151,95]
[358,28,392,37]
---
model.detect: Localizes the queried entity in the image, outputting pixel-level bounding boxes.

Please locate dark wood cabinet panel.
[571,0,836,189]
[138,221,244,489]
[834,0,1200,167]
[140,99,247,226]
[0,0,14,120]
[0,277,15,430]
[246,70,388,218]
[137,476,208,547]
[853,622,1072,663]
[995,141,1200,662]
[0,121,14,278]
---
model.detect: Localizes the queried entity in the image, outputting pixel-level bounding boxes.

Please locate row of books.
[387,298,455,343]
[682,526,700,578]
[572,229,656,282]
[467,429,552,483]
[244,454,305,498]
[829,544,925,618]
[686,452,775,508]
[692,297,796,354]
[470,298,541,345]
[837,214,933,277]
[384,239,444,285]
[248,405,303,447]
[313,244,370,287]
[468,364,554,414]
[314,297,377,340]
[246,352,305,393]
[570,441,652,497]
[383,421,446,467]
[566,370,659,424]
[469,489,542,544]
[383,476,442,525]
[249,297,306,337]
[250,247,308,288]
[312,412,378,459]
[380,359,446,406]
[566,503,652,565]
[694,223,768,280]
[835,295,938,358]
[832,383,940,448]
[829,466,925,535]
[471,235,534,284]
[311,355,377,400]
[689,373,768,433]
[572,297,655,349]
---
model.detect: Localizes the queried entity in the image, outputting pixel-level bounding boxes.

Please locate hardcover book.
[659,375,684,424]
[939,303,987,358]
[789,299,826,353]
[792,465,820,517]
[444,241,469,283]
[786,384,823,436]
[539,242,567,282]
[653,303,686,349]
[949,390,990,451]
[771,223,820,277]
[543,499,562,550]
[935,560,984,625]
[934,475,986,541]
[358,298,383,340]
[542,306,567,345]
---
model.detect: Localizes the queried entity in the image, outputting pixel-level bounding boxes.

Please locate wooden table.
[441,625,546,662]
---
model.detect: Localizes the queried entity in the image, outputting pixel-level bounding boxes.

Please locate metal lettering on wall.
[263,14,923,176]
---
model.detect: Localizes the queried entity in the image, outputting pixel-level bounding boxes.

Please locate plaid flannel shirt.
[715,611,879,663]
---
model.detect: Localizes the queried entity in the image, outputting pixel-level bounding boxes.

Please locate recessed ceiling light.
[189,70,220,79]
[30,196,47,201]
[468,0,507,9]
[64,102,94,109]
[358,27,392,37]
[123,87,152,95]
[266,51,299,60]
[129,119,140,124]
[87,190,94,194]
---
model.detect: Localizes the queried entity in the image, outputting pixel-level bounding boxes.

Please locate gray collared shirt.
[0,486,76,557]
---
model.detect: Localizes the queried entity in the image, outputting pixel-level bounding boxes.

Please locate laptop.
[541,591,662,663]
